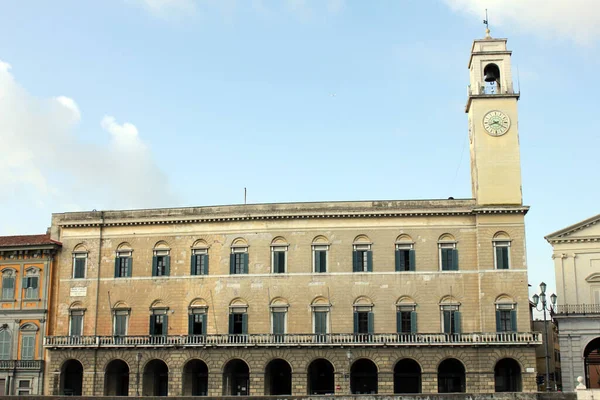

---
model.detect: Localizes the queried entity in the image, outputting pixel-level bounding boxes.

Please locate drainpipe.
[92,211,104,395]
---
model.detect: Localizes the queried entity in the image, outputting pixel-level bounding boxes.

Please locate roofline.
[545,213,600,242]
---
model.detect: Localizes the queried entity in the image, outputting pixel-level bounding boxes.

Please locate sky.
[1,0,599,303]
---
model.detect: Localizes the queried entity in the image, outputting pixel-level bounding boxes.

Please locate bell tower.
[466,30,522,206]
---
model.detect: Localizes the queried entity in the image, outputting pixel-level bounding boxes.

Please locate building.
[532,320,561,391]
[546,214,600,391]
[43,31,541,396]
[0,234,61,395]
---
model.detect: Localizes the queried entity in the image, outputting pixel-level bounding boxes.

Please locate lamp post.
[532,282,557,392]
[346,350,353,395]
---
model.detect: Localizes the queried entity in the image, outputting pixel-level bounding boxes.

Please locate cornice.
[546,214,600,242]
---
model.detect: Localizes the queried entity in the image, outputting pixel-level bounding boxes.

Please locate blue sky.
[1,0,599,301]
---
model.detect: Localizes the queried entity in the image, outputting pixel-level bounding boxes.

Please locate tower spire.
[483,9,491,38]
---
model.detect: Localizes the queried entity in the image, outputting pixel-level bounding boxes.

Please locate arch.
[153,241,170,250]
[484,63,501,82]
[73,243,88,253]
[222,359,249,396]
[150,299,167,309]
[438,358,465,393]
[104,359,129,396]
[396,296,416,305]
[113,301,130,309]
[116,242,132,251]
[60,359,83,396]
[312,235,330,244]
[353,296,374,306]
[353,235,372,244]
[265,358,292,395]
[183,359,208,396]
[494,358,522,392]
[229,298,248,307]
[350,358,378,394]
[438,233,456,242]
[495,294,515,304]
[69,301,85,309]
[270,297,289,307]
[394,358,421,393]
[19,323,39,332]
[493,231,511,241]
[584,337,600,388]
[439,295,460,305]
[192,239,209,249]
[231,238,248,247]
[311,296,330,306]
[189,298,208,308]
[271,236,288,246]
[307,358,335,395]
[142,359,168,396]
[396,234,414,243]
[24,266,40,274]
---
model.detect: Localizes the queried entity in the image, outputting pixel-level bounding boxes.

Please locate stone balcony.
[45,332,541,349]
[0,360,44,370]
[554,304,600,315]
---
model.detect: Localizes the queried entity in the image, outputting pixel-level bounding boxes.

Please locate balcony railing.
[45,332,541,349]
[555,304,600,315]
[0,360,44,370]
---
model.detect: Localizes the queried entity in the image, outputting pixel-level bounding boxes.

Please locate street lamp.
[532,282,557,392]
[346,350,353,394]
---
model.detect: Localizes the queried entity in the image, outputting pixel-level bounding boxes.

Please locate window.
[353,298,374,341]
[352,244,373,272]
[150,309,168,336]
[17,380,30,396]
[496,303,517,332]
[439,242,458,271]
[311,298,330,341]
[395,243,415,272]
[23,269,39,300]
[70,310,84,336]
[152,249,170,277]
[272,312,285,336]
[72,252,87,279]
[113,309,129,336]
[441,304,461,334]
[0,331,10,360]
[114,248,132,278]
[230,247,248,275]
[191,249,209,276]
[313,245,328,273]
[271,246,287,274]
[314,311,328,335]
[228,312,247,335]
[188,308,207,335]
[396,303,417,334]
[494,241,511,270]
[20,335,35,360]
[2,270,15,300]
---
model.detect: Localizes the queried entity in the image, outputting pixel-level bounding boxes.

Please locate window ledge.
[0,299,16,303]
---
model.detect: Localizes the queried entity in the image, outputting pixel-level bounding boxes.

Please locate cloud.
[443,0,600,45]
[0,59,176,219]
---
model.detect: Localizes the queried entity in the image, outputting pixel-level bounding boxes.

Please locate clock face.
[483,110,511,136]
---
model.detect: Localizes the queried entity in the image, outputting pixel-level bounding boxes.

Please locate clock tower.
[466,30,522,206]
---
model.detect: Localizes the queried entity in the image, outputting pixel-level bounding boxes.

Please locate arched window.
[191,240,209,276]
[495,295,517,332]
[0,330,11,360]
[72,244,88,279]
[352,235,373,272]
[23,267,40,299]
[149,300,169,336]
[395,235,415,272]
[439,296,461,334]
[230,238,249,275]
[312,236,330,273]
[69,303,85,336]
[1,269,15,300]
[20,324,38,360]
[493,232,511,270]
[311,297,330,341]
[229,299,248,337]
[396,297,417,334]
[188,299,208,336]
[438,234,458,271]
[271,237,288,274]
[353,297,374,338]
[152,242,170,277]
[270,298,289,340]
[115,243,133,278]
[112,302,130,336]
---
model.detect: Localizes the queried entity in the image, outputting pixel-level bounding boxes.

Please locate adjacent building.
[546,214,600,391]
[533,320,561,391]
[41,31,541,396]
[0,234,61,395]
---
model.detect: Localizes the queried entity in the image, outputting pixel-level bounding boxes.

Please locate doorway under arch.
[142,359,168,396]
[438,358,465,393]
[265,358,292,395]
[394,358,421,393]
[585,338,600,388]
[183,359,208,396]
[494,358,522,392]
[350,358,378,394]
[104,359,129,396]
[223,359,249,396]
[307,358,335,395]
[60,359,83,396]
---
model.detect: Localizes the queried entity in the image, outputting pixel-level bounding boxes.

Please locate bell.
[484,70,498,82]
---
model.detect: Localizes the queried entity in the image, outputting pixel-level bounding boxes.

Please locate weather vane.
[483,9,491,38]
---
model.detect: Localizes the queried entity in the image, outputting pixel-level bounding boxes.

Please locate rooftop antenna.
[483,9,491,38]
[244,187,247,205]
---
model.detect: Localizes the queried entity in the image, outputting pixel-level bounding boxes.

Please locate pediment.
[546,214,600,242]
[586,273,600,283]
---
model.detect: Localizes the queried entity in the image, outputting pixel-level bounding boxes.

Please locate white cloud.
[443,0,600,45]
[0,59,176,225]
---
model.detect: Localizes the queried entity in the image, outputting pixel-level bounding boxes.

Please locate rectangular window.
[230,250,248,275]
[441,307,461,334]
[355,311,370,334]
[494,241,510,270]
[153,255,170,277]
[272,312,285,337]
[272,249,286,274]
[73,255,87,279]
[314,311,328,335]
[395,244,415,271]
[191,251,209,276]
[397,310,417,334]
[313,246,328,273]
[20,336,35,360]
[150,314,168,336]
[353,245,373,272]
[2,276,14,300]
[439,244,458,271]
[229,313,247,335]
[114,255,132,278]
[114,312,128,336]
[496,304,517,332]
[23,277,39,300]
[70,311,84,336]
[189,313,207,335]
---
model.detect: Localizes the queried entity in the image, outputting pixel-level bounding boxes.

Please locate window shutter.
[496,310,502,332]
[495,247,504,269]
[114,257,120,277]
[127,258,132,277]
[149,316,155,335]
[315,251,321,273]
[510,310,517,332]
[188,314,194,335]
[162,315,168,335]
[273,251,280,273]
[4,278,13,289]
[202,314,207,335]
[241,313,248,334]
[367,312,374,334]
[273,312,284,335]
[441,249,449,270]
[395,250,402,272]
[409,249,416,271]
[202,254,209,275]
[452,249,459,271]
[31,277,38,289]
[152,256,158,276]
[243,253,249,274]
[366,251,373,272]
[164,256,170,276]
[353,312,359,334]
[352,251,358,272]
[190,255,197,275]
[453,311,461,333]
[443,312,451,333]
[229,254,235,274]
[21,278,27,290]
[228,314,234,334]
[21,336,34,360]
[396,312,402,333]
[410,311,417,333]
